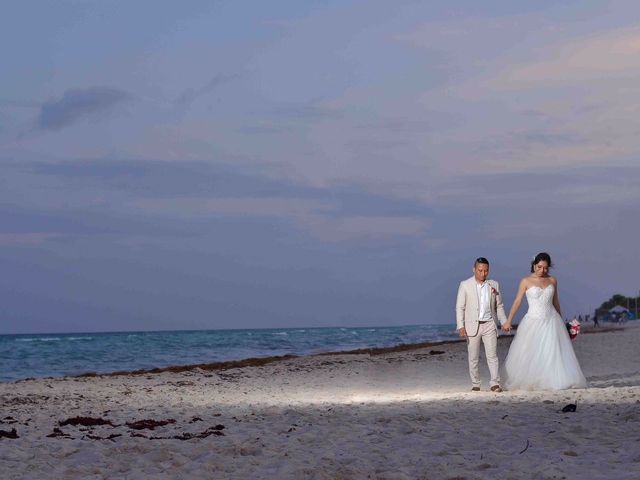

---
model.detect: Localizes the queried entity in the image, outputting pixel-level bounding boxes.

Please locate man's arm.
[494,281,508,325]
[455,281,467,336]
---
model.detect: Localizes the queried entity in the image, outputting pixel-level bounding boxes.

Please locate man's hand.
[458,327,467,338]
[501,322,512,333]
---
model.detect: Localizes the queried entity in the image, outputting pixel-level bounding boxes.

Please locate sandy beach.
[1,323,639,479]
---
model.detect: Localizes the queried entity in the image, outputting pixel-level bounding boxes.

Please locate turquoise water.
[0,324,457,382]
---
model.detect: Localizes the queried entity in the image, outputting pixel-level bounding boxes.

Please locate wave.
[15,337,61,342]
[15,336,93,342]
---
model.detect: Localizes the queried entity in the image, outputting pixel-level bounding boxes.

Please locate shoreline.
[11,323,624,383]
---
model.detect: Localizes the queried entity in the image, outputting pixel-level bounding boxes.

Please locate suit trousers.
[467,321,500,388]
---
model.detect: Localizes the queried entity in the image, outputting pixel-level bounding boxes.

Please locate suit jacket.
[456,276,508,337]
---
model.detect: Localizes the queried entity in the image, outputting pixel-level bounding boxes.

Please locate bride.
[502,252,587,390]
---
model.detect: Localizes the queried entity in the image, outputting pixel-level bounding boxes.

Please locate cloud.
[23,158,316,198]
[299,215,431,243]
[131,196,334,219]
[37,87,131,131]
[0,99,40,108]
[433,165,640,209]
[8,157,436,245]
[497,27,640,87]
[0,233,63,247]
[238,124,288,134]
[23,158,433,215]
[176,74,240,105]
[132,196,432,243]
[388,13,640,179]
[273,102,343,120]
[129,194,433,244]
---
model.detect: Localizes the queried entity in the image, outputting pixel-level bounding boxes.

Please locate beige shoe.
[490,385,503,392]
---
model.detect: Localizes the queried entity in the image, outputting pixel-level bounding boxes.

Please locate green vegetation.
[597,294,640,311]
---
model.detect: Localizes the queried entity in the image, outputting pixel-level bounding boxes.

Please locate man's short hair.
[474,257,490,267]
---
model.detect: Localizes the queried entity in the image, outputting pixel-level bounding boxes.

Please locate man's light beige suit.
[456,276,508,388]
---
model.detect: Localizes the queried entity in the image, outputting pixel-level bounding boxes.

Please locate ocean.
[0,324,458,382]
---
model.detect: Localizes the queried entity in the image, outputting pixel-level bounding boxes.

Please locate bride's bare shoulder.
[520,277,532,288]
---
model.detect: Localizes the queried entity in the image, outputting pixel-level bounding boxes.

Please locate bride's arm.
[551,277,562,317]
[503,279,527,330]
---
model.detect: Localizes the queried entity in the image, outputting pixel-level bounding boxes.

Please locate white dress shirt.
[476,281,492,321]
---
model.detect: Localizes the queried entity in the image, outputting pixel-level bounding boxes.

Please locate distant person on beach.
[455,257,508,392]
[502,252,587,390]
[593,315,600,327]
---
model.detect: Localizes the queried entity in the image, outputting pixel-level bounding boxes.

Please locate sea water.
[0,324,458,382]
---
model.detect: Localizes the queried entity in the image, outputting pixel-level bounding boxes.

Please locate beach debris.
[46,428,71,438]
[59,416,117,427]
[561,403,577,413]
[2,394,49,405]
[126,419,176,430]
[85,433,122,441]
[172,425,226,440]
[563,451,578,456]
[129,424,225,440]
[1,416,18,424]
[172,380,195,387]
[429,350,445,355]
[519,439,530,454]
[78,353,298,378]
[189,416,203,423]
[0,428,18,439]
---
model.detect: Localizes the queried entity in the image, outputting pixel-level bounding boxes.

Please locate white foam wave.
[15,337,61,342]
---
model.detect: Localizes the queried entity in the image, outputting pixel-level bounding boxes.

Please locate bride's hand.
[501,322,512,332]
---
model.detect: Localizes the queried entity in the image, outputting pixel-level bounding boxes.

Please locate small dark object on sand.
[59,416,117,427]
[561,404,577,413]
[46,428,71,438]
[86,433,122,441]
[0,428,18,439]
[126,419,176,430]
[172,425,226,440]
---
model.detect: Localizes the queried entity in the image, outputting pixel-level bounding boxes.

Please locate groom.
[456,257,508,392]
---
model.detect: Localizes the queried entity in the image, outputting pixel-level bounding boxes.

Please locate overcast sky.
[1,0,639,334]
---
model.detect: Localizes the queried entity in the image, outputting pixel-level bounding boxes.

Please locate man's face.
[473,263,489,283]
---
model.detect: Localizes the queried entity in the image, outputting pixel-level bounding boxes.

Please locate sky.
[1,0,639,334]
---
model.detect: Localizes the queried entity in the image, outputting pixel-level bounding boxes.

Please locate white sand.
[1,323,640,479]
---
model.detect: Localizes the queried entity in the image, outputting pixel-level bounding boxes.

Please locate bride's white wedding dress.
[504,285,587,390]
